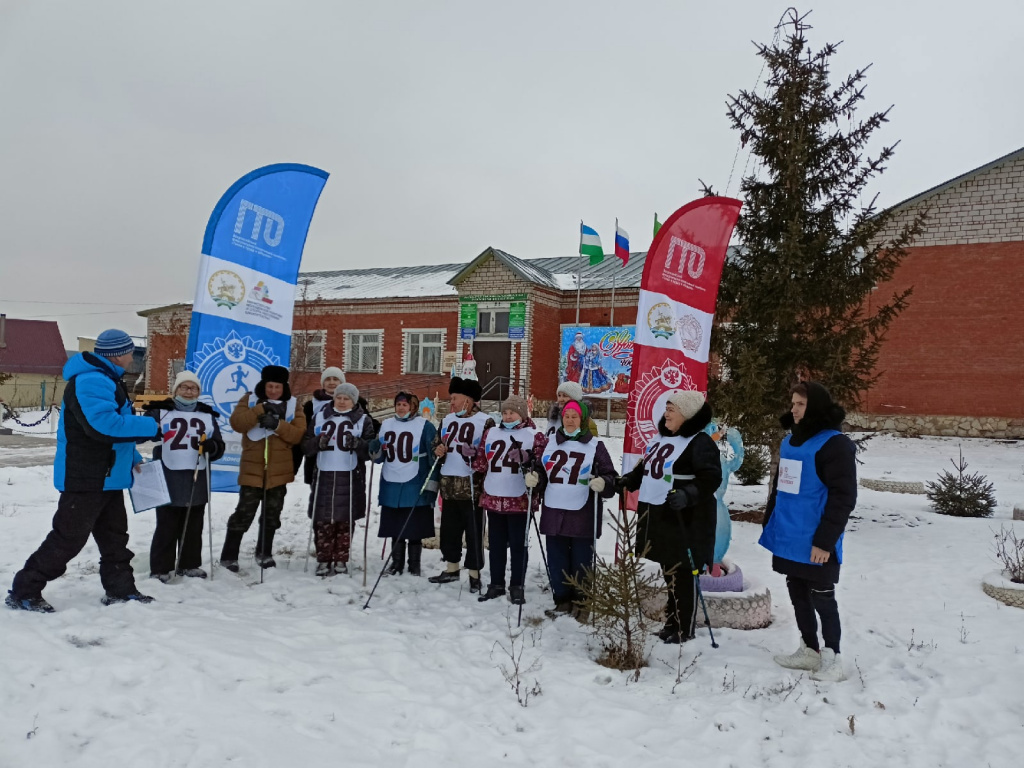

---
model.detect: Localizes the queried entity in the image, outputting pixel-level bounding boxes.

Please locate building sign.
[559,326,635,400]
[508,301,526,340]
[460,293,527,302]
[459,302,477,340]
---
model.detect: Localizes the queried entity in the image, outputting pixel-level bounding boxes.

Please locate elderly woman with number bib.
[369,392,440,577]
[144,371,226,582]
[529,399,616,616]
[760,381,856,683]
[305,383,376,576]
[617,391,721,644]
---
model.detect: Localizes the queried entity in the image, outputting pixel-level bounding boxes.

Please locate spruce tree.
[710,10,925,453]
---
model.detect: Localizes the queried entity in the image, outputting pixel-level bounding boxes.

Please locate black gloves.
[318,432,331,451]
[340,433,363,452]
[257,412,280,431]
[666,483,700,513]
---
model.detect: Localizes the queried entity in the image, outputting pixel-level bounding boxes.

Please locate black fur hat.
[255,365,291,401]
[449,376,482,402]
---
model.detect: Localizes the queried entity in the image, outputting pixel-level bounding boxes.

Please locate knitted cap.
[335,382,360,404]
[557,380,584,401]
[500,395,529,423]
[666,390,706,420]
[172,371,201,395]
[94,329,134,358]
[321,366,345,386]
[561,399,590,426]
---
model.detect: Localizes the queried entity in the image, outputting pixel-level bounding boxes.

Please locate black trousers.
[787,575,842,653]
[486,512,529,588]
[11,491,138,598]
[150,504,205,575]
[438,498,484,571]
[664,567,698,639]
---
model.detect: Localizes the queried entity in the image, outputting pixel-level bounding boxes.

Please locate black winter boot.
[468,575,482,594]
[508,586,525,605]
[254,527,276,568]
[477,584,506,602]
[220,529,244,571]
[384,539,406,576]
[407,541,422,576]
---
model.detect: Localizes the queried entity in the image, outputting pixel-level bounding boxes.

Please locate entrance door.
[472,341,512,402]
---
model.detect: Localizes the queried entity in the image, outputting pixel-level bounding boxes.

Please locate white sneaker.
[773,641,821,671]
[810,648,846,682]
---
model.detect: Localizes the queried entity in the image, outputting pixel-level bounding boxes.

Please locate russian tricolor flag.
[614,220,630,266]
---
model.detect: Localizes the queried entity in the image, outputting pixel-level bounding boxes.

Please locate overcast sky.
[1,0,1021,347]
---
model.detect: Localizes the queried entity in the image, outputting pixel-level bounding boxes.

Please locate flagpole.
[576,220,583,325]
[606,219,618,437]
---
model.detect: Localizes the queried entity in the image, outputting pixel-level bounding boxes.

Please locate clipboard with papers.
[129,460,172,513]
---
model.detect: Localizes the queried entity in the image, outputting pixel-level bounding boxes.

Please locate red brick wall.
[863,241,1024,418]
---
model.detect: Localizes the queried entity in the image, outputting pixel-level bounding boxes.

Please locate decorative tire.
[982,571,1024,609]
[700,562,744,593]
[697,588,773,630]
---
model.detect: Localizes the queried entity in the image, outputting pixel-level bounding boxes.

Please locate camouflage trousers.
[314,521,352,563]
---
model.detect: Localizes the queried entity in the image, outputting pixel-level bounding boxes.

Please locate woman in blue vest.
[759,381,857,683]
[369,392,440,576]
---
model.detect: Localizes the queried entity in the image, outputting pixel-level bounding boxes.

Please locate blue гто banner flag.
[186,163,329,491]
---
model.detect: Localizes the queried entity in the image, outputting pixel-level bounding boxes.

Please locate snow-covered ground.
[2,432,1023,767]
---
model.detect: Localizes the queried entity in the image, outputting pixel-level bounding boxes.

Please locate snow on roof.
[297,264,462,301]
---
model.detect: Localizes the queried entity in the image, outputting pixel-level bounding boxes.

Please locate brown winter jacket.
[229,394,307,490]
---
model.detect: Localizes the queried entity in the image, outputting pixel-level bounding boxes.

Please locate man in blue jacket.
[7,330,160,612]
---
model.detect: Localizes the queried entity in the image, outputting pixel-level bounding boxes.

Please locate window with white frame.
[291,330,326,372]
[477,308,510,337]
[345,330,383,373]
[404,329,444,374]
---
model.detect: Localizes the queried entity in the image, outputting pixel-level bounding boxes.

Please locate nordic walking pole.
[363,461,375,587]
[348,461,354,580]
[688,549,719,649]
[176,433,206,580]
[304,469,322,573]
[206,459,214,580]
[364,454,442,609]
[260,435,269,584]
[517,486,534,628]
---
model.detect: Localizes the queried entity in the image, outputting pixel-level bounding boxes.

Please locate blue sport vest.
[759,429,843,566]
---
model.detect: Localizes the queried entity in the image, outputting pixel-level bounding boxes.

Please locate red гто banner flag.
[623,196,742,482]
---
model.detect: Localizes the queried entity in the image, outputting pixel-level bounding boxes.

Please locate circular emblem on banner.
[676,314,703,353]
[192,330,280,428]
[647,302,675,340]
[208,270,245,309]
[627,358,698,448]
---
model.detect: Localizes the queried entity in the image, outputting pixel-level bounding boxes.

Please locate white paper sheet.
[129,460,172,513]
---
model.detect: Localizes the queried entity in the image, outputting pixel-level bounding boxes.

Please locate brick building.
[141,148,1024,434]
[850,146,1024,437]
[140,248,644,411]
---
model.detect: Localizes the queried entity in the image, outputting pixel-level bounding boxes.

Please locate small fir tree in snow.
[926,447,996,518]
[709,9,926,459]
[568,511,663,679]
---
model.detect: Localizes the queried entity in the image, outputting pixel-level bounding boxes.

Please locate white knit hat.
[321,366,345,386]
[557,380,584,401]
[666,390,705,420]
[172,370,201,395]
